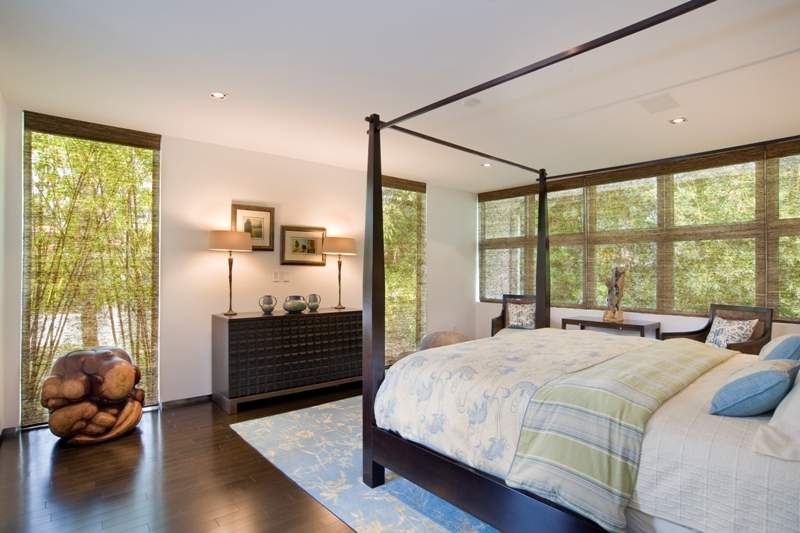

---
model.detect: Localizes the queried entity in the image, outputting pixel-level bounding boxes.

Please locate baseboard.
[160,394,212,409]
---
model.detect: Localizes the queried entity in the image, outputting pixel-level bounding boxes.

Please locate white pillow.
[752,372,800,461]
[705,316,758,348]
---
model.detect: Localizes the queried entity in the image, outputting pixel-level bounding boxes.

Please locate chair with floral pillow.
[660,304,773,354]
[491,293,536,336]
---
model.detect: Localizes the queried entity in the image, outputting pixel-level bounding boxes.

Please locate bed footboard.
[370,427,602,532]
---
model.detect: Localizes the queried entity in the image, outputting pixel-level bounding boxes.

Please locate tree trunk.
[80,296,99,347]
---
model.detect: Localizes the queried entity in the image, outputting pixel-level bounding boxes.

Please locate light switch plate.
[272,271,280,282]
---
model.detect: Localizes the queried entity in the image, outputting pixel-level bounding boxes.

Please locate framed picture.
[231,204,275,251]
[280,225,326,266]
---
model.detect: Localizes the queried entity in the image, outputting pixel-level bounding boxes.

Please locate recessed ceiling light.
[481,162,492,168]
[669,116,687,124]
[210,92,228,100]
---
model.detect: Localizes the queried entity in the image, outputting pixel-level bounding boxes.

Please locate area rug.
[231,396,496,532]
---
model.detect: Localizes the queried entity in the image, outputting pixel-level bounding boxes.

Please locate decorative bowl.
[259,295,277,314]
[307,293,321,311]
[283,295,307,313]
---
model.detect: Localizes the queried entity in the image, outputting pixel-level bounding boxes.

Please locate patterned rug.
[231,396,495,532]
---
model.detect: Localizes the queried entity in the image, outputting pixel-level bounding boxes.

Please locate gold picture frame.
[231,203,275,251]
[280,225,326,266]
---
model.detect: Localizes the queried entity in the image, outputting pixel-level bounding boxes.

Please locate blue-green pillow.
[759,335,800,361]
[710,359,800,417]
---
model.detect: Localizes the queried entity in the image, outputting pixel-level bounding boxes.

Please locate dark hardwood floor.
[0,385,360,533]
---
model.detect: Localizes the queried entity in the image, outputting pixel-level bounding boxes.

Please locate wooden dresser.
[211,308,362,413]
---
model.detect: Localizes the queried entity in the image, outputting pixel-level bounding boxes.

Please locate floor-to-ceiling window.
[478,136,800,322]
[383,176,426,362]
[21,112,160,426]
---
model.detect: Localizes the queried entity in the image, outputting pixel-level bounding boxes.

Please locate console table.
[561,316,661,338]
[212,308,362,413]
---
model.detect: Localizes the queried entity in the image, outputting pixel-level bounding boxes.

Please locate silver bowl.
[283,295,307,313]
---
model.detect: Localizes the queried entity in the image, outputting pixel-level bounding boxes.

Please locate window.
[479,138,800,321]
[779,155,800,219]
[479,194,536,301]
[593,242,657,309]
[673,163,756,226]
[383,177,426,362]
[22,112,160,426]
[549,189,583,235]
[773,152,800,319]
[551,245,583,305]
[673,238,756,312]
[594,178,658,231]
[778,236,800,318]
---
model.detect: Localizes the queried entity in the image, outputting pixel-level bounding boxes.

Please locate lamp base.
[223,310,238,316]
[334,304,345,310]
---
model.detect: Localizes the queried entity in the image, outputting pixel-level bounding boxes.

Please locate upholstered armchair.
[491,293,536,336]
[659,304,773,354]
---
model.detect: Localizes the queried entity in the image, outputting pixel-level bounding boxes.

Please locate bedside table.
[561,316,661,338]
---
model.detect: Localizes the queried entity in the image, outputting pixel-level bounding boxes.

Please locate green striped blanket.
[506,338,733,532]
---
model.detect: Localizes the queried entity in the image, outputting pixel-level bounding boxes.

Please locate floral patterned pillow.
[705,316,759,348]
[507,302,535,329]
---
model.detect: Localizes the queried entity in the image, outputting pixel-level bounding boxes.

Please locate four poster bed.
[361,1,800,532]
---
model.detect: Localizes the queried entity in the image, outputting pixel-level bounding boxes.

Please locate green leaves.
[383,187,426,360]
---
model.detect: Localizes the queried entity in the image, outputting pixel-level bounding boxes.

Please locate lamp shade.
[208,230,252,252]
[322,237,357,256]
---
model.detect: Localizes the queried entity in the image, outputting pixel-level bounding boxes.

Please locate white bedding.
[376,329,800,532]
[375,328,654,478]
[631,353,800,533]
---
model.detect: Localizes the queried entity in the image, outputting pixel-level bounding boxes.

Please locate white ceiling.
[1,0,799,192]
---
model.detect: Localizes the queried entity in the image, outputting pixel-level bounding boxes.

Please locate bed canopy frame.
[362,1,716,531]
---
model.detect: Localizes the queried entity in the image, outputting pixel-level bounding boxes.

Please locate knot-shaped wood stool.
[41,347,145,444]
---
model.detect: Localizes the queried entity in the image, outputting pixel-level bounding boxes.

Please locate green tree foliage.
[548,190,583,235]
[674,238,755,312]
[551,246,582,304]
[674,163,756,226]
[780,156,800,219]
[383,187,426,361]
[779,236,800,318]
[481,196,527,239]
[23,132,158,425]
[595,178,658,231]
[480,248,525,298]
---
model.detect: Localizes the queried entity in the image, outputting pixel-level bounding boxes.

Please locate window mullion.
[524,194,536,294]
[657,175,674,314]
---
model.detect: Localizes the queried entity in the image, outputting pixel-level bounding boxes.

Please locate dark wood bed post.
[535,169,550,329]
[362,113,386,488]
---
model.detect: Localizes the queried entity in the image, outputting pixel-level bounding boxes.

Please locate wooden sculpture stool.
[41,347,144,445]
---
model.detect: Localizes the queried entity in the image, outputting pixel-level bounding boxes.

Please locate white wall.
[1,99,21,431]
[475,302,800,339]
[425,185,477,337]
[0,117,372,419]
[0,90,7,430]
[0,113,476,426]
[159,137,367,402]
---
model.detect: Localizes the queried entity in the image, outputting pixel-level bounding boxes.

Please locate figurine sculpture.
[603,266,626,323]
[41,347,144,445]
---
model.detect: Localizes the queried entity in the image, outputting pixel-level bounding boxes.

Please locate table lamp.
[209,230,252,316]
[322,237,357,309]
